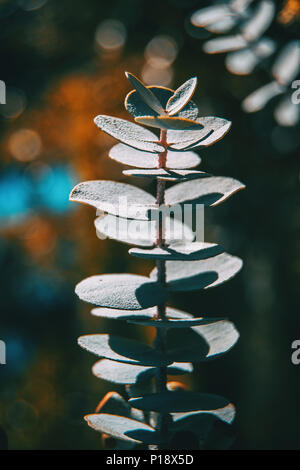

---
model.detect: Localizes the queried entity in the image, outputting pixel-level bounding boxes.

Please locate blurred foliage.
[0,0,299,450]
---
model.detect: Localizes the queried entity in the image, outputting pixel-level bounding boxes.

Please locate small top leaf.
[125,86,199,121]
[125,72,166,115]
[166,77,198,116]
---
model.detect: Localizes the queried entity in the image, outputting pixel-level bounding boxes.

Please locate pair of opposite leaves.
[94,72,232,153]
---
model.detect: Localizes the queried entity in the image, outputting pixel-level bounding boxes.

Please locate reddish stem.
[153,128,170,449]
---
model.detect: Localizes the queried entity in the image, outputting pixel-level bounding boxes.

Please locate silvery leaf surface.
[164,176,245,208]
[75,273,168,310]
[95,214,195,247]
[85,414,161,444]
[78,334,171,366]
[109,143,201,169]
[166,77,198,116]
[92,359,193,385]
[167,117,231,150]
[70,180,155,220]
[150,252,243,291]
[90,305,192,321]
[94,115,164,153]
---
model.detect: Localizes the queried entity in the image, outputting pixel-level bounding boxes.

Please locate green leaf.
[90,305,192,321]
[150,253,243,291]
[166,77,198,116]
[109,143,201,169]
[70,180,155,220]
[129,391,230,413]
[94,115,163,153]
[135,116,203,130]
[129,241,223,261]
[85,413,161,444]
[92,359,193,385]
[78,334,171,367]
[168,116,231,150]
[75,273,168,309]
[95,214,195,247]
[165,176,245,207]
[125,86,198,120]
[125,72,166,115]
[123,169,208,181]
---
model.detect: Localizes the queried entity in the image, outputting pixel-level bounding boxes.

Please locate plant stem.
[153,129,170,449]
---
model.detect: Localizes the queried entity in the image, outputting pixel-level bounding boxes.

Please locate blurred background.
[0,0,299,450]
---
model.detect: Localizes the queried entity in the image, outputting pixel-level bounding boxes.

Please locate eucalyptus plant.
[70,73,245,450]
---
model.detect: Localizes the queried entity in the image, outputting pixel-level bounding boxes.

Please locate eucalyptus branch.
[69,72,245,450]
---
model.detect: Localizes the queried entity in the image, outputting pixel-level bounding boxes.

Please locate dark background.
[0,0,299,450]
